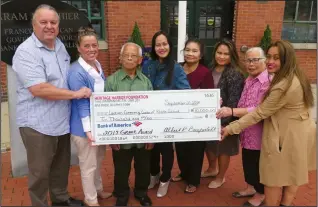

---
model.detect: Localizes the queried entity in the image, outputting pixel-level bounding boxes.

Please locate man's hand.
[74,87,92,99]
[145,143,154,150]
[220,127,230,141]
[216,107,232,119]
[110,144,120,151]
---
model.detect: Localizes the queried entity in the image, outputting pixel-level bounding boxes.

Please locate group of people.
[12,4,316,207]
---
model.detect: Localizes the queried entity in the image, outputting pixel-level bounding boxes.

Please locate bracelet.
[231,108,234,116]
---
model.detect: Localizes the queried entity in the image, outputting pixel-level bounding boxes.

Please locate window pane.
[311,0,317,21]
[90,0,102,17]
[167,5,178,37]
[199,29,206,39]
[308,24,317,41]
[282,22,316,43]
[215,16,221,27]
[91,19,103,38]
[297,0,312,21]
[284,0,297,21]
[199,15,206,39]
[63,1,88,15]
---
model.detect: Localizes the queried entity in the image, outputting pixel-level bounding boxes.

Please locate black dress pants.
[242,148,264,194]
[150,142,174,182]
[112,147,151,198]
[175,141,206,186]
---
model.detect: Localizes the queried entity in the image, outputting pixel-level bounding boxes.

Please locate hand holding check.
[220,127,230,141]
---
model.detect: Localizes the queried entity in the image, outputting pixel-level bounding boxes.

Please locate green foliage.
[128,22,145,48]
[258,24,272,52]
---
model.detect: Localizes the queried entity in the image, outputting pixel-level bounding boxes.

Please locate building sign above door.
[1,0,91,65]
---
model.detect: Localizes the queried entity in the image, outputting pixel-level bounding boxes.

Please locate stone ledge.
[292,43,317,50]
[98,40,108,50]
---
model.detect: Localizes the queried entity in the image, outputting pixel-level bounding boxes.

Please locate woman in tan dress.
[221,40,316,206]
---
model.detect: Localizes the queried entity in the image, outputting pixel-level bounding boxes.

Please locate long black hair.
[183,37,207,67]
[210,38,244,73]
[150,31,175,86]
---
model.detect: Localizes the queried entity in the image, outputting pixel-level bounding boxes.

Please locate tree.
[259,24,272,52]
[128,22,145,48]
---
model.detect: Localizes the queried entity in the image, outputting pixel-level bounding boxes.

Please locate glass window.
[282,1,317,43]
[297,0,312,21]
[62,0,106,39]
[198,5,221,39]
[283,1,297,21]
[311,0,317,21]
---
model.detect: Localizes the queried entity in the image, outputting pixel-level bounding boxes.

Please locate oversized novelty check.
[91,89,221,145]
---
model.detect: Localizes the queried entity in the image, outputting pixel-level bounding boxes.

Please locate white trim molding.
[292,43,317,50]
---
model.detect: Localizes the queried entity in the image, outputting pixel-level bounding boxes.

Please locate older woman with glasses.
[221,40,316,206]
[217,47,271,206]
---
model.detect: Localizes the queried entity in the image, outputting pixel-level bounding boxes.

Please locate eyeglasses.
[244,58,265,64]
[121,54,140,60]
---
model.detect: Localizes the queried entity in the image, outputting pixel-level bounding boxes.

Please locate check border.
[90,89,221,145]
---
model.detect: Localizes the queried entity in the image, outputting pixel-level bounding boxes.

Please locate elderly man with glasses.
[216,47,272,206]
[105,42,154,206]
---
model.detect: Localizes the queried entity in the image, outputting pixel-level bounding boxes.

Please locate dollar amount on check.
[90,89,221,145]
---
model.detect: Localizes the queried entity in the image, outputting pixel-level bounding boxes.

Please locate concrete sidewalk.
[1,150,316,206]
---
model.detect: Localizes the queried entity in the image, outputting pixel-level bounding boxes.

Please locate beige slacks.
[71,135,106,204]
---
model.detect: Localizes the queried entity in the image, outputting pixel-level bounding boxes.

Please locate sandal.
[232,191,256,198]
[242,200,265,206]
[171,174,183,182]
[184,185,197,193]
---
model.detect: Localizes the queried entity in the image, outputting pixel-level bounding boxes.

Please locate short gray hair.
[32,4,60,23]
[120,42,142,57]
[245,47,266,60]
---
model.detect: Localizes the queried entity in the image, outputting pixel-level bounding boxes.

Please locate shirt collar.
[31,32,62,51]
[78,56,102,75]
[246,69,269,84]
[118,67,142,80]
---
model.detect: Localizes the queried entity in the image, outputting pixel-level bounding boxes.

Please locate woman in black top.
[201,39,245,189]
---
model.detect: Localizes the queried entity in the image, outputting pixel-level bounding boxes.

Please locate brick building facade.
[0,0,316,102]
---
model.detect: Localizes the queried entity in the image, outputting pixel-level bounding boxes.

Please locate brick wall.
[96,50,110,76]
[234,1,285,53]
[1,62,7,102]
[105,1,160,74]
[234,0,317,82]
[295,50,317,83]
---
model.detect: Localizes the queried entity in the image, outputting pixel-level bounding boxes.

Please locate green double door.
[161,0,234,65]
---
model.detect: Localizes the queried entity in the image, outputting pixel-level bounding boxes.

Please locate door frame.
[160,0,235,63]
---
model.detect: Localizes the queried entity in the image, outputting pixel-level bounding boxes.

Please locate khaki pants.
[71,135,106,204]
[19,127,70,206]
